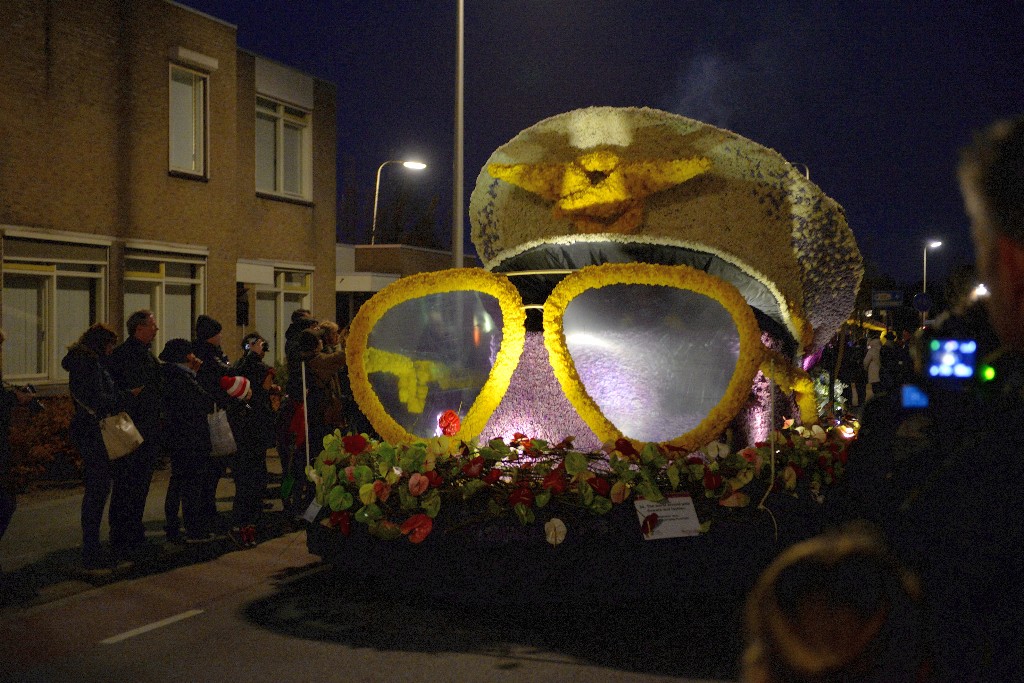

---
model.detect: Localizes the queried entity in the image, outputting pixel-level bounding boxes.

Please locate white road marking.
[99,609,204,645]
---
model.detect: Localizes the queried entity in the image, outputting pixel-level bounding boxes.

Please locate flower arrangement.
[307,415,856,546]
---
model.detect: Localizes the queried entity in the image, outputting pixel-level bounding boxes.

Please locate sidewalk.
[0,451,312,611]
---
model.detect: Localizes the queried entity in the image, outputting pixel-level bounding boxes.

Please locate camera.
[13,383,45,414]
[901,337,979,410]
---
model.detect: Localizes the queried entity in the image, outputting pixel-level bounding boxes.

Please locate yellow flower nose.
[559,151,630,211]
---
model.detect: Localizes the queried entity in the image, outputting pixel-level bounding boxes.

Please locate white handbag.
[208,406,237,457]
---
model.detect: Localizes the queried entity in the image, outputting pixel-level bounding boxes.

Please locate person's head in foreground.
[959,116,1024,351]
[742,526,929,683]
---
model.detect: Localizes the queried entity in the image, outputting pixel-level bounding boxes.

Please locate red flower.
[836,447,849,464]
[373,480,392,503]
[424,470,444,488]
[641,513,659,536]
[461,455,485,478]
[438,409,461,436]
[703,470,723,490]
[483,468,502,485]
[330,511,352,537]
[342,434,368,455]
[400,514,433,544]
[685,453,706,466]
[507,485,534,508]
[588,476,611,497]
[615,438,639,458]
[542,464,567,494]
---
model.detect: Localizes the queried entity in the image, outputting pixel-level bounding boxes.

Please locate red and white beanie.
[220,375,251,400]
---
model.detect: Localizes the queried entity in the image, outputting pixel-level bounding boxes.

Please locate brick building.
[0,0,337,384]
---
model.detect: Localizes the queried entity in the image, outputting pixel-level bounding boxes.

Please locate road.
[0,462,738,682]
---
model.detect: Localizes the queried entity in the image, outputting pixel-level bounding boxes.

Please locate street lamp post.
[921,240,942,325]
[922,240,942,295]
[371,160,427,245]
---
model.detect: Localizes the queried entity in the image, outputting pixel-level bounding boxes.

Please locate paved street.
[0,457,739,682]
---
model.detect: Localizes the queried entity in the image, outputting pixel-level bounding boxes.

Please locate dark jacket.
[233,351,275,450]
[193,339,234,409]
[108,336,163,439]
[160,363,213,455]
[61,343,132,443]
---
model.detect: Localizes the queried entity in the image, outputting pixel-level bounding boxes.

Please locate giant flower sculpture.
[346,107,862,455]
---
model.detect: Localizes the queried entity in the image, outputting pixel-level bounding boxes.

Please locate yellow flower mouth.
[489,150,711,234]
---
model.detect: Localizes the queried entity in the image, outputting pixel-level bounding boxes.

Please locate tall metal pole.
[922,245,928,295]
[452,0,464,268]
[371,160,393,246]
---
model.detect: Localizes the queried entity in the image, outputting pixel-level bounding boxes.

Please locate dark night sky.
[175,0,1024,286]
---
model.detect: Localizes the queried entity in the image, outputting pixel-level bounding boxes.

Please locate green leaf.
[564,451,589,476]
[421,489,441,518]
[353,465,375,486]
[514,503,535,525]
[640,442,660,464]
[368,521,402,540]
[667,464,680,489]
[636,483,664,503]
[460,479,486,500]
[487,499,503,516]
[321,464,338,491]
[354,504,383,524]
[534,490,551,509]
[589,496,612,515]
[579,480,595,506]
[327,487,353,512]
[399,486,417,510]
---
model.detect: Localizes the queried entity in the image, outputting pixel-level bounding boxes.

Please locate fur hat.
[159,338,193,364]
[220,375,251,400]
[195,315,222,342]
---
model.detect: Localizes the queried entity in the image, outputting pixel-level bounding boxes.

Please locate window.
[169,65,208,177]
[2,249,106,384]
[254,268,312,366]
[124,254,206,348]
[255,96,311,200]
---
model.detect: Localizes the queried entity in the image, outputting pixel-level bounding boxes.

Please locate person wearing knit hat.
[220,375,252,402]
[194,315,222,344]
[159,338,194,365]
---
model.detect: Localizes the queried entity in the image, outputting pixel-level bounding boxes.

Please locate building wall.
[0,0,337,383]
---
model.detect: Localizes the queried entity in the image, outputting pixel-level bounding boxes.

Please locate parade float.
[306,107,863,597]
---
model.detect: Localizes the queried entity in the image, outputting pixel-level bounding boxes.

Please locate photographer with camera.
[0,330,39,557]
[229,332,279,547]
[833,118,1024,681]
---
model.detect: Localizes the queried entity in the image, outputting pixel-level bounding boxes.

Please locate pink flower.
[408,473,428,496]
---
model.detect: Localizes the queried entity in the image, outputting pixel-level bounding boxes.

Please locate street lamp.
[371,160,427,245]
[922,240,942,294]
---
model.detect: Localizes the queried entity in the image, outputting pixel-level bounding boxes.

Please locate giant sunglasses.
[346,263,815,451]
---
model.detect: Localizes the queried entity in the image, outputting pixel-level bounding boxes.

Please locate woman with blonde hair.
[743,526,930,682]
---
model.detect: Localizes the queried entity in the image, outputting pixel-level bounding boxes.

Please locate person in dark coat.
[158,338,217,542]
[0,330,36,553]
[62,323,142,571]
[192,314,236,530]
[225,332,277,548]
[107,309,163,558]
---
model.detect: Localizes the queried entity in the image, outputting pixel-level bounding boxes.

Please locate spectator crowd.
[3,307,367,572]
